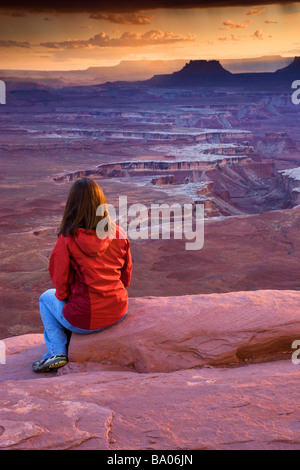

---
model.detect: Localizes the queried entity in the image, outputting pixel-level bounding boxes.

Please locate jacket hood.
[74,229,113,257]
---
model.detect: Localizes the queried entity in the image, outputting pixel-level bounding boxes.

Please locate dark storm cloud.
[0,0,298,14]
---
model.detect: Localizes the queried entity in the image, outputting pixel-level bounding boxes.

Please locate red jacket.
[49,226,132,330]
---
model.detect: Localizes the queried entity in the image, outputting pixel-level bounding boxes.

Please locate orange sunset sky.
[0,1,300,70]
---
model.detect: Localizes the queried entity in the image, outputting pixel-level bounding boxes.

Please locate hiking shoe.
[32,355,69,372]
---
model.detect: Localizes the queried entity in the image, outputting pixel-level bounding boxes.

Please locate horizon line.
[0,54,296,73]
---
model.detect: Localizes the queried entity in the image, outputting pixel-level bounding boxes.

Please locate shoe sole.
[33,358,68,373]
[48,359,68,370]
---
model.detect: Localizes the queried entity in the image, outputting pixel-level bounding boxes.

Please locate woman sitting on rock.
[32,177,132,372]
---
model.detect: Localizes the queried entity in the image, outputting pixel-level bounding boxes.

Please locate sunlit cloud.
[217,29,272,42]
[251,29,271,40]
[218,34,246,42]
[89,12,155,25]
[0,39,31,48]
[220,19,252,29]
[39,29,197,50]
[245,8,266,16]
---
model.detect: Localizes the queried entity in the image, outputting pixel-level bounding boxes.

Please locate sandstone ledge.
[69,290,300,372]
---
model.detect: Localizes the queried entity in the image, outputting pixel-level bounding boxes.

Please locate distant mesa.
[147,60,232,87]
[173,60,231,76]
[275,56,300,74]
[142,56,299,88]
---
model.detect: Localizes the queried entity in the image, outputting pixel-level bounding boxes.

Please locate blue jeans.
[39,288,126,359]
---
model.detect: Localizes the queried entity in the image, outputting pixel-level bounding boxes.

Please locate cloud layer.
[0,0,296,14]
[220,19,252,30]
[245,8,266,15]
[0,39,31,48]
[39,30,196,50]
[89,12,155,25]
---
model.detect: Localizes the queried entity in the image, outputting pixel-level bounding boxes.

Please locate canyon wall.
[279,168,300,204]
[54,156,252,182]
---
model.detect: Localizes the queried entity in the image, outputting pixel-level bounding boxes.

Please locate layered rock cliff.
[279,168,300,204]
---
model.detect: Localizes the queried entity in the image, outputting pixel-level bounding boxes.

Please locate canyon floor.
[0,80,299,338]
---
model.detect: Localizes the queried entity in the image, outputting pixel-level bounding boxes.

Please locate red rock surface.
[1,290,300,450]
[68,290,300,372]
[0,355,300,450]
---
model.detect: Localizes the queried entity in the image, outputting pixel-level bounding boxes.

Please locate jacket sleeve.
[121,239,133,288]
[49,235,72,301]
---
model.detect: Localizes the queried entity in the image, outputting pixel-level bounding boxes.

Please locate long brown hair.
[58,177,113,237]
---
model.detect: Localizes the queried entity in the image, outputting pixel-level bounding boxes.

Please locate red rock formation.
[1,290,300,450]
[151,175,176,185]
[196,182,214,196]
[247,161,275,177]
[279,168,300,204]
[68,290,300,372]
